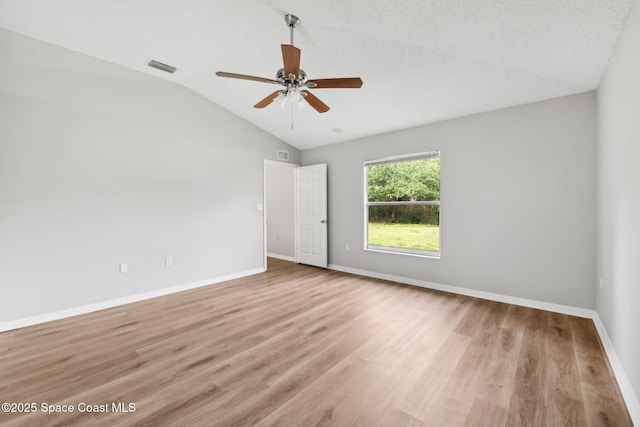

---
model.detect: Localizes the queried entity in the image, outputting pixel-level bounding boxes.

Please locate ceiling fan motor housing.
[277,68,308,85]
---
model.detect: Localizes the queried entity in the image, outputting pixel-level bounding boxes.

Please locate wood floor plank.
[0,258,631,426]
[254,355,371,427]
[506,318,549,426]
[427,301,510,423]
[541,313,585,426]
[464,398,508,427]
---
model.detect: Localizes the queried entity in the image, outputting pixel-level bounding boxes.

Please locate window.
[364,152,441,258]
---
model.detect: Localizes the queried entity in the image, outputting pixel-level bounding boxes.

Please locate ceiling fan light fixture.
[278,88,305,109]
[287,89,301,102]
[277,91,288,109]
[297,94,307,110]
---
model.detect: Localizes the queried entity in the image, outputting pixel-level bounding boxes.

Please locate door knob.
[321,220,327,224]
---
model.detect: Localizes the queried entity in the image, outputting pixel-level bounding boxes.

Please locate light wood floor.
[0,258,632,426]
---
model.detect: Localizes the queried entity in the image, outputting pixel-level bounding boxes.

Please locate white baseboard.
[592,314,640,426]
[328,262,640,424]
[267,252,296,262]
[0,267,265,333]
[328,264,595,318]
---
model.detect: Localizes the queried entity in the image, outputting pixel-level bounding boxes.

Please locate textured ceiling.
[0,0,632,150]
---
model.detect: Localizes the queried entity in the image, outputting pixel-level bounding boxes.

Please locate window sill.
[365,246,441,260]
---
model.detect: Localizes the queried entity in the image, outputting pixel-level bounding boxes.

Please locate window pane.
[368,204,440,253]
[367,157,440,203]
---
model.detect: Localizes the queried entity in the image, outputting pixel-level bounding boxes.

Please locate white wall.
[597,0,640,412]
[302,92,597,308]
[265,162,295,259]
[0,29,299,323]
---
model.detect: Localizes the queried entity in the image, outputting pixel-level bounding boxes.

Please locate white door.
[295,164,328,268]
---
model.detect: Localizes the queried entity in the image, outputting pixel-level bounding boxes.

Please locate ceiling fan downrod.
[285,14,300,46]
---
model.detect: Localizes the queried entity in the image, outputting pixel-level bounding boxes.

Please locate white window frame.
[364,151,441,259]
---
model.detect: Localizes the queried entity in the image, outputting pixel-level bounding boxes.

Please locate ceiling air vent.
[148,60,176,73]
[277,150,290,161]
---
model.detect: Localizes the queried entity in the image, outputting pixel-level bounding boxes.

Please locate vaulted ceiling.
[0,0,632,150]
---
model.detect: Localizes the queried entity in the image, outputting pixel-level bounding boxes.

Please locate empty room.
[1,1,639,426]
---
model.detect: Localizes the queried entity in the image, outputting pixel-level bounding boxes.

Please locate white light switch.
[257,204,264,211]
[165,257,173,267]
[120,263,128,273]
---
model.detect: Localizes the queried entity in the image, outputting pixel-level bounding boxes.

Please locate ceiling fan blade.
[281,44,301,78]
[307,78,363,89]
[216,71,280,85]
[254,91,282,109]
[302,90,330,113]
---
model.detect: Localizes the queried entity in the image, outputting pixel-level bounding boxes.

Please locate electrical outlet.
[120,263,128,274]
[165,257,173,267]
[345,243,350,251]
[273,235,277,242]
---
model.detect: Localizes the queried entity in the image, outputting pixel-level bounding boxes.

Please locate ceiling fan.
[216,14,363,114]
